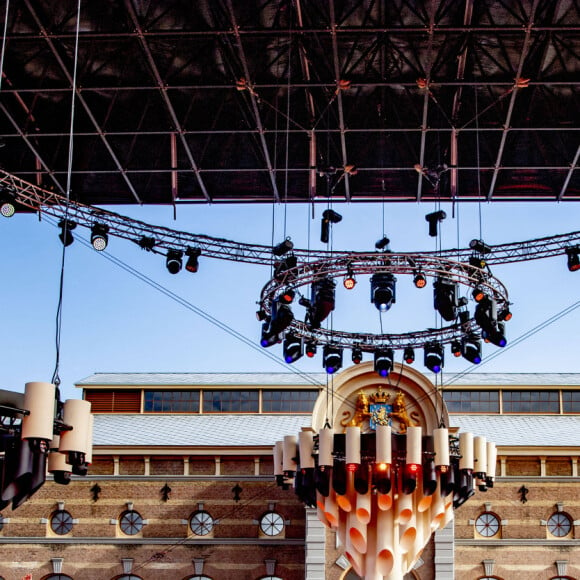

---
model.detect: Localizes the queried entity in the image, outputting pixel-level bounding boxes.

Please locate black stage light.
[272,238,294,256]
[469,239,492,254]
[413,272,427,288]
[483,322,507,348]
[498,307,512,322]
[138,236,156,251]
[305,341,317,358]
[260,321,279,348]
[374,348,394,377]
[308,277,336,328]
[58,220,76,247]
[566,246,580,272]
[433,277,458,321]
[469,255,487,269]
[0,195,15,218]
[343,267,356,290]
[90,223,109,251]
[424,342,444,373]
[472,285,485,303]
[375,236,390,251]
[166,250,183,274]
[322,345,343,374]
[279,288,295,304]
[425,210,446,237]
[351,347,363,365]
[462,335,482,364]
[451,340,461,358]
[370,273,396,312]
[185,247,201,273]
[274,254,297,281]
[475,296,497,334]
[283,333,303,364]
[269,300,294,336]
[403,346,415,364]
[320,209,342,243]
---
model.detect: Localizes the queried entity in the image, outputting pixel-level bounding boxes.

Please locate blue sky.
[0,200,578,401]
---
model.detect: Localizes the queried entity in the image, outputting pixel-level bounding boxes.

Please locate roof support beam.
[23,0,143,204]
[329,0,351,201]
[558,144,580,200]
[225,0,281,203]
[123,0,211,203]
[487,0,541,200]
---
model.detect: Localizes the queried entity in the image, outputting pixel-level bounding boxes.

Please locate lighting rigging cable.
[44,217,324,389]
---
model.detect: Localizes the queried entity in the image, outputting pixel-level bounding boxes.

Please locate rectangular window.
[84,390,141,413]
[144,390,200,413]
[262,389,319,413]
[202,390,259,413]
[503,390,559,413]
[443,390,499,413]
[562,391,580,413]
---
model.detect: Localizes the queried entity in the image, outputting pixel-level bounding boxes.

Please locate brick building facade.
[0,366,578,579]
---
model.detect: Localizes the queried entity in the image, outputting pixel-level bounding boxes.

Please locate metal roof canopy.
[0,0,578,206]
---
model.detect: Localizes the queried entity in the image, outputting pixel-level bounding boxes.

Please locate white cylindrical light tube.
[345,426,361,466]
[85,414,94,465]
[21,382,56,441]
[318,428,334,466]
[376,507,395,576]
[406,426,422,465]
[299,430,315,469]
[474,435,487,474]
[356,489,372,525]
[375,424,392,464]
[348,509,368,554]
[273,441,284,476]
[459,432,474,470]
[59,399,91,454]
[433,428,449,466]
[324,489,339,528]
[282,435,297,472]
[486,441,497,479]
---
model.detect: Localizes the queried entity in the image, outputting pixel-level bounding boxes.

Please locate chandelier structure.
[0,383,93,509]
[273,363,496,580]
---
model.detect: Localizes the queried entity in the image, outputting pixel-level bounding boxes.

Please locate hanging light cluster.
[274,421,496,579]
[0,382,93,510]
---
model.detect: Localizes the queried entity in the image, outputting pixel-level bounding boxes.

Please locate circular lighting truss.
[258,253,509,351]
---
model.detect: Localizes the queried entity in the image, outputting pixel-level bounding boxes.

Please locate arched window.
[42,575,74,580]
[478,576,503,580]
[258,577,283,580]
[184,576,212,580]
[112,575,143,580]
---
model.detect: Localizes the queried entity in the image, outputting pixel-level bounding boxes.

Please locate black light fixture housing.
[451,340,461,358]
[424,342,444,373]
[0,194,16,218]
[166,250,183,274]
[351,346,363,365]
[403,346,415,364]
[375,236,390,251]
[58,220,76,247]
[370,273,397,312]
[307,277,336,329]
[433,277,458,321]
[272,238,294,256]
[462,335,482,364]
[138,236,156,251]
[185,247,201,273]
[566,246,580,272]
[322,345,343,374]
[374,348,394,377]
[305,341,317,358]
[283,333,303,364]
[425,210,446,237]
[413,271,427,288]
[320,209,342,243]
[90,223,109,251]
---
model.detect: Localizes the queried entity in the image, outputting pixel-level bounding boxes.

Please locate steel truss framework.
[0,0,578,206]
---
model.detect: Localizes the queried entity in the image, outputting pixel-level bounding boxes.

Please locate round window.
[120,510,144,536]
[547,512,572,538]
[50,510,74,535]
[190,510,214,536]
[475,512,500,537]
[259,512,284,536]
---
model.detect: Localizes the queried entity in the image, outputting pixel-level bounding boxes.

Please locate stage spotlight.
[469,239,492,254]
[413,271,427,288]
[274,254,297,281]
[138,236,156,251]
[269,300,294,335]
[425,210,446,237]
[351,347,363,365]
[260,321,279,348]
[433,277,458,321]
[58,220,76,247]
[462,335,482,364]
[308,277,336,328]
[185,247,201,273]
[166,250,183,274]
[374,348,394,377]
[320,209,342,243]
[279,288,295,304]
[498,307,512,322]
[451,340,461,358]
[472,285,485,302]
[475,296,497,334]
[305,341,317,358]
[343,266,356,290]
[566,246,580,272]
[370,273,396,312]
[403,346,415,364]
[483,322,507,348]
[322,345,343,374]
[469,255,487,269]
[283,333,303,364]
[272,238,294,256]
[0,194,15,218]
[90,223,109,251]
[375,236,390,251]
[424,342,444,373]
